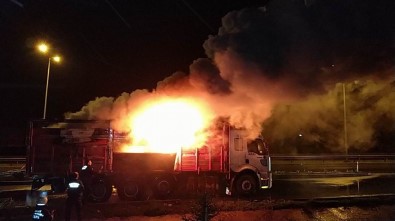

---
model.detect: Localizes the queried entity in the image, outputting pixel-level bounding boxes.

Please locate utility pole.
[343,83,348,155]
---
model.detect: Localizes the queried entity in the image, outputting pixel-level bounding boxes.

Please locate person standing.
[81,160,94,177]
[32,191,54,221]
[65,172,84,221]
[80,159,94,200]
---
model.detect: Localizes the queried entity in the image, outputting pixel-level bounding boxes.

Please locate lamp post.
[343,83,348,155]
[37,42,61,119]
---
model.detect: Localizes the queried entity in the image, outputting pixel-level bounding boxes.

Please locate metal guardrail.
[1,155,395,163]
[271,154,395,160]
[0,157,26,163]
[270,154,395,174]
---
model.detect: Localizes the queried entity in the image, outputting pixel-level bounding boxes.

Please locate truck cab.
[227,128,272,196]
[173,125,272,197]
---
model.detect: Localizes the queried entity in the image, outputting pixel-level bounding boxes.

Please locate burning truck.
[27,119,272,202]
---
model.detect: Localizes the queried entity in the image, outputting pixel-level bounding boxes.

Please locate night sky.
[0,0,263,144]
[1,0,394,150]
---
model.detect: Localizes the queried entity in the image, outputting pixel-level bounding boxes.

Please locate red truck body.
[26,120,113,178]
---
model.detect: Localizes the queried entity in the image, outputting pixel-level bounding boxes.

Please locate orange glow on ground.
[120,97,214,153]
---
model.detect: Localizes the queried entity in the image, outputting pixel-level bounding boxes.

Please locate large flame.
[120,96,214,153]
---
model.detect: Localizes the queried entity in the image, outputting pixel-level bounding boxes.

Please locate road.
[1,156,395,220]
[1,155,395,200]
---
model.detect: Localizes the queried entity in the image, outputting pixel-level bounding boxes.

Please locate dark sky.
[0,0,264,142]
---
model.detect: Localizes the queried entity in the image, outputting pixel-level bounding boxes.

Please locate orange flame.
[120,97,214,153]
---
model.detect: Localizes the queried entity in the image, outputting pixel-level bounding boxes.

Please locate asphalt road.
[1,158,395,220]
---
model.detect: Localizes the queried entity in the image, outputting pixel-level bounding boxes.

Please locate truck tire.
[152,175,175,199]
[235,174,257,196]
[88,176,112,203]
[117,180,142,201]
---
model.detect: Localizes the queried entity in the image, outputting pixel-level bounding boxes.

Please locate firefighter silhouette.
[80,159,94,200]
[65,172,85,221]
[32,191,54,221]
[81,160,94,176]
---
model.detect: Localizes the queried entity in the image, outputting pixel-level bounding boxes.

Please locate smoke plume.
[263,78,395,154]
[66,1,395,152]
[65,53,280,140]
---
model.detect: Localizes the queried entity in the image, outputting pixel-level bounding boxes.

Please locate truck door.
[246,139,269,171]
[228,129,247,171]
[246,139,271,188]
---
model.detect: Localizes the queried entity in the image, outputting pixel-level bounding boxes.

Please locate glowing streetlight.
[52,55,61,63]
[37,43,49,53]
[36,42,62,119]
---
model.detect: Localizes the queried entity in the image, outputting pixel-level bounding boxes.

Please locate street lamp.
[37,43,49,53]
[36,42,61,119]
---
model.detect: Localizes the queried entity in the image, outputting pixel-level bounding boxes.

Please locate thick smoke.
[263,79,395,154]
[189,58,231,95]
[66,96,114,120]
[66,1,395,152]
[65,55,278,139]
[204,1,395,93]
[202,1,395,152]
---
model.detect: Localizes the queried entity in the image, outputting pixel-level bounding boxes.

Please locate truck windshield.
[247,139,268,155]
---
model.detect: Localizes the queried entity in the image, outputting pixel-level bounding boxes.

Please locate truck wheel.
[152,175,175,199]
[88,176,112,203]
[117,180,142,201]
[235,174,257,196]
